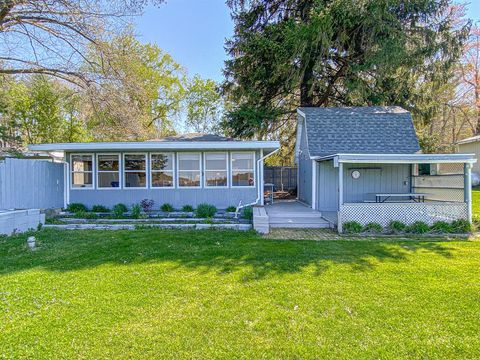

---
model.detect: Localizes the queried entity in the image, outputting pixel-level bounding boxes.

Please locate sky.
[135,0,480,83]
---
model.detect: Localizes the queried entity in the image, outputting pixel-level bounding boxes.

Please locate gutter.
[235,148,280,217]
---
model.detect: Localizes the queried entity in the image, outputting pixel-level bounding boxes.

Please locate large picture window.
[151,153,174,188]
[205,152,227,187]
[71,154,93,188]
[97,154,120,188]
[178,153,201,187]
[231,152,255,187]
[124,154,147,188]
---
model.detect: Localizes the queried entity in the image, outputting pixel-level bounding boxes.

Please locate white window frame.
[177,152,202,188]
[70,153,94,190]
[96,153,121,190]
[231,151,256,188]
[123,153,148,189]
[150,152,175,189]
[204,152,229,188]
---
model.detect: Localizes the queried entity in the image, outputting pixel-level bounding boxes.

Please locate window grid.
[123,153,148,189]
[70,153,94,189]
[177,152,202,188]
[204,152,229,188]
[150,152,175,188]
[96,154,121,189]
[231,152,256,187]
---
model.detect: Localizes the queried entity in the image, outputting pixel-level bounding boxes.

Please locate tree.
[0,0,164,86]
[223,0,470,157]
[185,76,223,134]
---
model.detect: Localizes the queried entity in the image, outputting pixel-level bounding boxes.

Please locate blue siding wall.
[317,160,339,211]
[0,158,64,209]
[297,116,312,205]
[67,151,259,209]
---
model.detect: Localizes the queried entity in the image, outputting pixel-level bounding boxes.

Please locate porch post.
[464,162,472,223]
[259,149,264,205]
[311,160,317,210]
[338,162,344,233]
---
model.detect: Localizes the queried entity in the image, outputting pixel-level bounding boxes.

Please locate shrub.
[92,205,109,213]
[407,221,430,234]
[430,221,453,234]
[181,205,194,212]
[388,220,407,234]
[160,203,174,212]
[450,219,472,233]
[131,204,142,219]
[196,203,217,218]
[112,203,128,218]
[343,221,363,234]
[363,222,383,233]
[67,203,87,213]
[74,210,98,220]
[242,206,253,220]
[140,199,155,212]
[226,206,237,213]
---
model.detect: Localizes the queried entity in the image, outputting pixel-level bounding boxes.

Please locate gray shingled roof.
[299,106,420,157]
[148,133,235,142]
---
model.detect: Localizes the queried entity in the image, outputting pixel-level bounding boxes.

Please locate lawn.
[1,229,480,358]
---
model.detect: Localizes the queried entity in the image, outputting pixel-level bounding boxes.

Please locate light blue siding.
[317,160,339,211]
[0,158,64,209]
[67,151,259,209]
[342,164,410,203]
[297,116,312,205]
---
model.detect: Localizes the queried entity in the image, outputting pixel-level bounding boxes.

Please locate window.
[178,153,201,187]
[204,152,228,187]
[418,164,431,176]
[71,154,93,188]
[232,152,255,187]
[151,153,174,188]
[97,154,120,188]
[124,154,147,188]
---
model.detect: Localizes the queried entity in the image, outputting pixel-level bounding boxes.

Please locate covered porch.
[312,153,477,232]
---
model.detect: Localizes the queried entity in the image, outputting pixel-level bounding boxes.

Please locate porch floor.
[265,200,331,229]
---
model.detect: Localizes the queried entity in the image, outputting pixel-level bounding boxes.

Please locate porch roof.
[312,153,477,164]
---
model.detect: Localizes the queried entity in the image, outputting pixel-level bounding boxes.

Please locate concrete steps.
[268,213,330,229]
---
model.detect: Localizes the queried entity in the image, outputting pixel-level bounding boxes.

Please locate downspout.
[235,148,280,217]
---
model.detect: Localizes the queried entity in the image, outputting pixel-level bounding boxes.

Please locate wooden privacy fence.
[0,158,64,210]
[264,166,297,192]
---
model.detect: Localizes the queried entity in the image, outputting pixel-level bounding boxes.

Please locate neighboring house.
[295,107,476,231]
[29,134,280,209]
[456,135,480,174]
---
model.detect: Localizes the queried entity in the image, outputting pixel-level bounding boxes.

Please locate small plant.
[226,206,237,213]
[67,203,87,213]
[196,203,217,218]
[387,220,407,234]
[430,221,453,234]
[84,212,99,220]
[92,205,109,213]
[450,219,472,233]
[363,222,383,233]
[112,203,128,218]
[182,204,194,212]
[131,204,142,219]
[343,221,363,234]
[160,203,174,212]
[140,199,155,212]
[242,206,253,220]
[407,221,430,234]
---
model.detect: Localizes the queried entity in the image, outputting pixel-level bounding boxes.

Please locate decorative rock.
[27,236,36,249]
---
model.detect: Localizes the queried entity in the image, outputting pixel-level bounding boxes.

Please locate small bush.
[407,221,430,234]
[430,221,453,234]
[67,203,87,213]
[242,206,253,220]
[92,205,109,213]
[196,203,217,218]
[160,203,174,212]
[363,222,383,233]
[140,199,155,212]
[74,210,98,220]
[112,203,128,218]
[343,221,363,234]
[182,205,194,212]
[131,204,142,219]
[387,220,407,233]
[226,206,237,213]
[450,219,472,233]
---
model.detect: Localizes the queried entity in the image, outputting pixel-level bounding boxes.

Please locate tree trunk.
[299,0,314,107]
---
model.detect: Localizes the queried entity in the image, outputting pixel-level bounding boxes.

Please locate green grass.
[1,229,480,358]
[473,188,480,219]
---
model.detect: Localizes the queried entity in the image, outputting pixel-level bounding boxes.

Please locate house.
[456,135,480,174]
[295,107,476,232]
[28,134,280,209]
